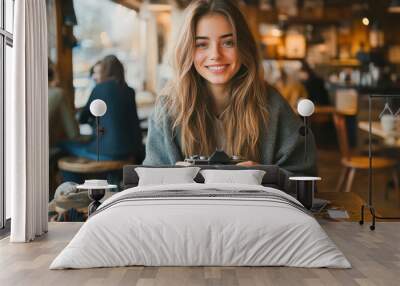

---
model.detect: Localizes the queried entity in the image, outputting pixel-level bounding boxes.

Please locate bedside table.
[77,180,117,216]
[289,176,321,209]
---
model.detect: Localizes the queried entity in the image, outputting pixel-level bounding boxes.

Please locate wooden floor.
[1,222,399,286]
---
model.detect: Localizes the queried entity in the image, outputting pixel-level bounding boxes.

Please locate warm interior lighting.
[260,0,272,11]
[285,32,306,58]
[362,17,369,26]
[388,0,400,13]
[259,23,283,38]
[271,27,283,37]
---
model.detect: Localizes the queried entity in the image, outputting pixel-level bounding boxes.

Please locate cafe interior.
[46,0,400,221]
[3,0,400,284]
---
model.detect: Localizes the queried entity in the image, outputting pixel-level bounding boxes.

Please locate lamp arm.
[96,116,99,162]
[304,116,308,163]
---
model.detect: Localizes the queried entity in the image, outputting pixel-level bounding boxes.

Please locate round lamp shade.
[297,99,315,117]
[90,99,107,117]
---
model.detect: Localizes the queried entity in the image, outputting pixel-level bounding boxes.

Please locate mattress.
[50,183,351,269]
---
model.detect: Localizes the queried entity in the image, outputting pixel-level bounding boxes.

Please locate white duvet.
[50,183,351,269]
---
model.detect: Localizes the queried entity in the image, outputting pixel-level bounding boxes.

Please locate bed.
[50,165,350,269]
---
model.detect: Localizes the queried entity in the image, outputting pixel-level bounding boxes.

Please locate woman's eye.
[223,40,234,47]
[196,42,208,48]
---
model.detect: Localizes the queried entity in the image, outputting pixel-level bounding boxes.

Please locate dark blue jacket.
[79,80,144,161]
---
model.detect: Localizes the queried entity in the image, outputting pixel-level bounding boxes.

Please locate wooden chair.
[333,112,399,193]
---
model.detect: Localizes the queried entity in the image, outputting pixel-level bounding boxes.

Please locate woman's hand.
[236,160,259,166]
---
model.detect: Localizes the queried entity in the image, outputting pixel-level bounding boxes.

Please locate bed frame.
[122,165,295,195]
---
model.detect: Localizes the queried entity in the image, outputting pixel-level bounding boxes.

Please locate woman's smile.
[206,64,230,74]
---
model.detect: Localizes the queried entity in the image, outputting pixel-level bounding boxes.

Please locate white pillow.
[135,167,201,186]
[200,169,266,185]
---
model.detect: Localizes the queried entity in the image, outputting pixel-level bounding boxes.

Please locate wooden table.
[358,121,400,146]
[58,156,131,173]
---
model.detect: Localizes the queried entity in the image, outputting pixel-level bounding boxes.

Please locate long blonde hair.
[162,0,269,161]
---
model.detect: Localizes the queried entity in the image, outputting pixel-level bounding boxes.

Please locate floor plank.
[1,222,399,286]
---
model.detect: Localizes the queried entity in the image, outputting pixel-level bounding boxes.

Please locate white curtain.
[6,0,49,242]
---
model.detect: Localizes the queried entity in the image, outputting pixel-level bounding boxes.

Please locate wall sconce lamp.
[297,99,315,162]
[89,99,107,161]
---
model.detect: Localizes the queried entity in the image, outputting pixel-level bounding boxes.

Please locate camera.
[184,150,244,165]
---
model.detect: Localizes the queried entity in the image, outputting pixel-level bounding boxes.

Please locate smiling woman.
[143,0,317,177]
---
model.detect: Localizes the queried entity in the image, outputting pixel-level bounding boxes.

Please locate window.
[1,0,14,231]
[72,0,142,107]
[5,0,13,33]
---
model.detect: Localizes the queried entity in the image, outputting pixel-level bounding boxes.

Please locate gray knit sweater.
[143,88,317,176]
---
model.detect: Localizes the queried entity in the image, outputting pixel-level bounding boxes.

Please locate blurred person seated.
[61,55,144,165]
[275,68,308,111]
[79,60,103,107]
[48,60,79,147]
[299,61,330,106]
[90,60,102,84]
[355,42,369,68]
[48,61,80,198]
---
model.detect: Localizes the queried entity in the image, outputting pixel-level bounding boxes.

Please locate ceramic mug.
[381,114,395,133]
